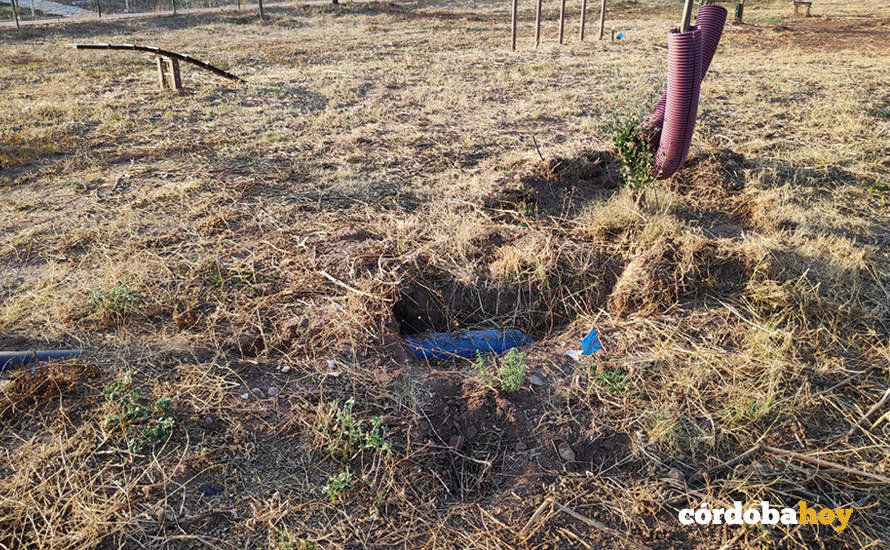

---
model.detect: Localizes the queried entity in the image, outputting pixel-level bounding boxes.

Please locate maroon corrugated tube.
[645,4,727,179]
[652,26,702,178]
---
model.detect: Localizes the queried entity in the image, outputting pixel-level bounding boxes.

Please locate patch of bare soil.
[730,15,890,52]
[414,372,633,503]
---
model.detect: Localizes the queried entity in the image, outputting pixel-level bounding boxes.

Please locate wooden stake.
[680,0,694,32]
[598,0,606,40]
[171,0,177,15]
[511,0,518,50]
[157,57,168,90]
[169,58,182,90]
[10,0,20,28]
[579,0,587,41]
[258,0,265,21]
[534,0,542,47]
[558,0,566,44]
[95,0,102,18]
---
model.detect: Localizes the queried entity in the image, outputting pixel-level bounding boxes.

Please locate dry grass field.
[1,0,889,547]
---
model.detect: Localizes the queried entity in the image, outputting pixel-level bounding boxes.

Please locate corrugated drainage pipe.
[651,26,703,179]
[646,4,727,179]
[645,5,728,150]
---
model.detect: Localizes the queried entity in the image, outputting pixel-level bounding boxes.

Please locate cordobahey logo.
[678,501,853,532]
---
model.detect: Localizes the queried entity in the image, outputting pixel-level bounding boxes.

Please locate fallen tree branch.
[73,43,243,82]
[552,500,653,550]
[687,443,761,485]
[847,388,890,437]
[762,445,890,485]
[319,270,387,301]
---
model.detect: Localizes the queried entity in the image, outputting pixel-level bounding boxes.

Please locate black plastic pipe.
[0,350,83,373]
[645,5,727,177]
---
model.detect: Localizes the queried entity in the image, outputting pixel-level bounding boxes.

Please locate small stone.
[515,440,528,452]
[252,388,265,399]
[280,364,291,373]
[529,375,545,386]
[557,441,576,462]
[667,467,685,483]
[267,386,280,397]
[240,392,250,400]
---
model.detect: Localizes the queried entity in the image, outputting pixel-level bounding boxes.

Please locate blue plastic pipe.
[404,329,533,360]
[0,350,83,373]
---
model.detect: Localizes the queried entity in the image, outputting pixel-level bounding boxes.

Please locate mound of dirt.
[609,236,749,316]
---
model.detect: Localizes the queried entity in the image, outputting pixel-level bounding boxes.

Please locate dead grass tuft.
[609,235,750,316]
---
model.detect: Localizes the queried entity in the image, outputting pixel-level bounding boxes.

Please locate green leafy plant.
[322,471,353,503]
[609,112,658,194]
[277,528,318,550]
[473,349,527,392]
[497,348,527,392]
[593,370,627,393]
[473,350,492,385]
[103,375,174,452]
[318,398,390,461]
[89,275,142,323]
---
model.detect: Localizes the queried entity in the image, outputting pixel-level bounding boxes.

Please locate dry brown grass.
[2,0,890,548]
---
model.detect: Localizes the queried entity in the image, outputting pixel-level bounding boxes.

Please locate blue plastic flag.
[581,328,602,355]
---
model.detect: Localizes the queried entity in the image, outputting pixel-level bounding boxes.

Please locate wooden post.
[258,0,265,20]
[535,0,542,47]
[579,0,587,41]
[680,0,694,32]
[171,0,176,14]
[169,58,182,90]
[157,57,168,90]
[511,0,518,50]
[10,0,20,28]
[598,0,606,40]
[95,0,102,18]
[734,0,743,24]
[558,0,566,44]
[30,0,35,17]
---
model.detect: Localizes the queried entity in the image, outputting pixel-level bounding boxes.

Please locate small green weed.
[204,261,272,293]
[473,350,492,385]
[474,348,527,393]
[322,471,353,503]
[609,112,657,194]
[318,398,391,461]
[103,375,174,452]
[593,370,627,393]
[65,179,88,191]
[89,275,142,324]
[277,527,318,550]
[497,348,527,392]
